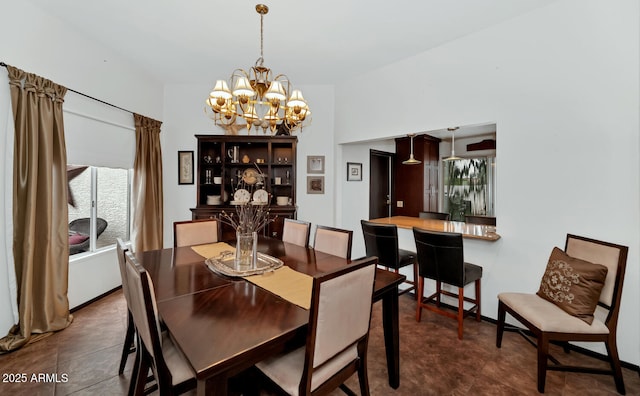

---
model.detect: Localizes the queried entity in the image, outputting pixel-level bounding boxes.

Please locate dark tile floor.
[0,289,638,395]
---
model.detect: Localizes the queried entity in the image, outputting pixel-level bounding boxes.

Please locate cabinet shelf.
[191,134,298,240]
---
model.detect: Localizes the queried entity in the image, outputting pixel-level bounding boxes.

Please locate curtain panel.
[132,114,163,254]
[0,65,72,352]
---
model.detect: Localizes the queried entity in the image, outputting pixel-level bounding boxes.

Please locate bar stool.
[361,220,417,297]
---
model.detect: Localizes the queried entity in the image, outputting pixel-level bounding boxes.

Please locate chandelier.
[205,4,311,134]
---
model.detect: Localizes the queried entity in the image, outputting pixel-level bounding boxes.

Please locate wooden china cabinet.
[190,134,297,240]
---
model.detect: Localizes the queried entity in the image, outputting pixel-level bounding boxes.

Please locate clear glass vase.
[235,231,258,270]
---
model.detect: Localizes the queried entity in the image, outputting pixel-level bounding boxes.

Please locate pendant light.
[402,133,422,165]
[443,127,461,162]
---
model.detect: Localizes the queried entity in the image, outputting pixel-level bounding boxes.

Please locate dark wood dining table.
[137,237,406,396]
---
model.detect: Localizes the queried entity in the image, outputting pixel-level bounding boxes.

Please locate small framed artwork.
[178,151,194,185]
[347,162,362,181]
[307,176,325,194]
[307,155,325,174]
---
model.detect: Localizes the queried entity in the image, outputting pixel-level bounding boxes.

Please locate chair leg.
[605,335,626,395]
[119,311,136,375]
[457,287,464,340]
[415,276,424,322]
[537,334,550,393]
[496,301,506,348]
[133,347,149,396]
[412,262,419,300]
[357,357,371,396]
[435,282,441,307]
[475,278,481,322]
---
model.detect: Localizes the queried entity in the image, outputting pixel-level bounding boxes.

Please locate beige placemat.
[245,266,312,310]
[191,242,236,258]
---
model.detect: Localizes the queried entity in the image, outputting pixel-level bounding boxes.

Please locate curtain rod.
[1,61,136,116]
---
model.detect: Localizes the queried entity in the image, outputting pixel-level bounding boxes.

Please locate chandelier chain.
[259,12,264,66]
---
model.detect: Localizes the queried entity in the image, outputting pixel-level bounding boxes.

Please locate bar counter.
[370,216,500,241]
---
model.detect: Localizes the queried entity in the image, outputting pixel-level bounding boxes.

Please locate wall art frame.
[178,150,194,185]
[347,162,362,181]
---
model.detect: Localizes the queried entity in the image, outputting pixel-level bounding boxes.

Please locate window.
[64,91,136,256]
[443,157,496,221]
[68,166,132,255]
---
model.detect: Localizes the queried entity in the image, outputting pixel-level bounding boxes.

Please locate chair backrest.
[419,211,451,221]
[174,219,220,247]
[360,220,401,268]
[413,228,465,287]
[301,257,377,392]
[464,215,496,226]
[313,225,353,259]
[124,251,165,371]
[116,238,131,304]
[282,218,311,247]
[564,234,628,327]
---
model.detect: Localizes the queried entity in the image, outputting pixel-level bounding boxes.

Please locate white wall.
[161,83,335,247]
[336,0,640,364]
[0,1,164,333]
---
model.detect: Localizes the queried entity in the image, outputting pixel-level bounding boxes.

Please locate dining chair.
[413,228,482,340]
[496,234,628,394]
[173,218,220,247]
[360,219,417,297]
[124,250,196,396]
[464,214,496,226]
[418,211,451,221]
[282,218,311,247]
[115,238,136,377]
[312,225,353,259]
[255,257,377,396]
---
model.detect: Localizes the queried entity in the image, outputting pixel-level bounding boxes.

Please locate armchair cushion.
[536,247,608,324]
[69,234,89,245]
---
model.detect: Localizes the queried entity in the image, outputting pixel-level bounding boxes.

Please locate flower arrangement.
[219,202,274,234]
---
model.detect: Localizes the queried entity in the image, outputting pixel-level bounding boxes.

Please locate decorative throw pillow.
[69,234,89,245]
[536,247,608,325]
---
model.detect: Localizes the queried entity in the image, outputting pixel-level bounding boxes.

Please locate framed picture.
[307,155,325,174]
[178,151,194,185]
[347,162,362,181]
[307,176,325,194]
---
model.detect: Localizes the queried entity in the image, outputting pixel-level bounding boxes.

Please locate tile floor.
[0,289,638,395]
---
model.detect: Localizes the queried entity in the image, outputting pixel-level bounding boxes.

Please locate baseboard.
[70,286,121,313]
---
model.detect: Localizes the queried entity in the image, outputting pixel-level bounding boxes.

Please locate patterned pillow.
[536,247,608,324]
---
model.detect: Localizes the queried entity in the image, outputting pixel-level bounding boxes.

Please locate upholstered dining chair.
[282,218,311,247]
[419,211,451,221]
[360,219,417,297]
[173,218,220,247]
[464,214,496,226]
[312,225,353,259]
[255,257,377,396]
[496,234,628,394]
[413,228,482,340]
[115,238,136,378]
[124,251,196,395]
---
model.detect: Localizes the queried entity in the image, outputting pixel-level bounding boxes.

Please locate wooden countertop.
[370,216,501,242]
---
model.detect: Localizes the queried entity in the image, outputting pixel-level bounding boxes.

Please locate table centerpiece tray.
[205,251,283,277]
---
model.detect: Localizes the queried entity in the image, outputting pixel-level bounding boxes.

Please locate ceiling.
[26,0,557,87]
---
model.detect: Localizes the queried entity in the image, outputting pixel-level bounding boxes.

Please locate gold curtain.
[0,65,73,352]
[132,114,163,253]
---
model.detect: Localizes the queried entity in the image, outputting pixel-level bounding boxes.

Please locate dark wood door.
[369,150,394,219]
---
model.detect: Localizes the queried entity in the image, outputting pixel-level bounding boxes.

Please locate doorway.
[369,149,394,219]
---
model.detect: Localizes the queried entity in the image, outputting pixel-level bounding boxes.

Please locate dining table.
[137,237,406,396]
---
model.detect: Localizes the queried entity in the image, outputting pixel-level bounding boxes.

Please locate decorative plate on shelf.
[253,189,269,204]
[233,188,251,203]
[242,168,260,185]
